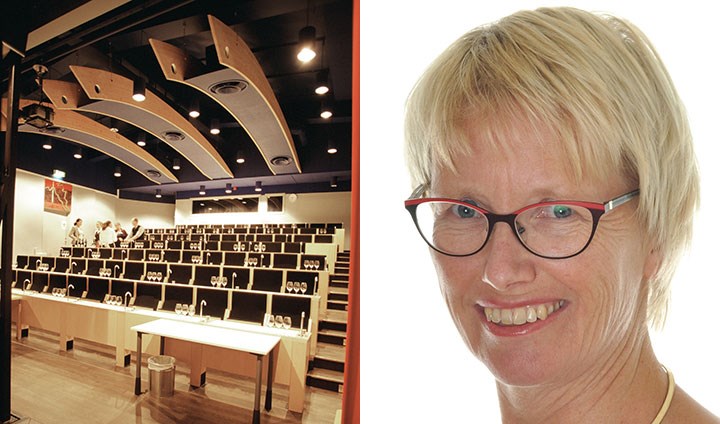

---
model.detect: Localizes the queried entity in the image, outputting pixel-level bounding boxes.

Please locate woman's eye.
[551,205,573,218]
[451,200,480,219]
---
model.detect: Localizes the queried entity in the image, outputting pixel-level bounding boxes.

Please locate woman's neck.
[496,331,668,424]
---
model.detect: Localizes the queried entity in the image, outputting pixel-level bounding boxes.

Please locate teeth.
[483,301,564,326]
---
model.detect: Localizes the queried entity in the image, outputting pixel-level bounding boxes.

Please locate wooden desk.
[132,319,280,424]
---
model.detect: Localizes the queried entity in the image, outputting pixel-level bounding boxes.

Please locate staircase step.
[328,300,348,311]
[307,369,344,393]
[324,309,348,324]
[318,329,346,346]
[328,293,348,302]
[316,341,346,362]
[320,320,347,333]
[314,356,345,373]
[331,274,349,282]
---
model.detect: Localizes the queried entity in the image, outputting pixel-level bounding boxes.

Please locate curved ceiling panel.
[62,65,233,180]
[148,14,301,176]
[1,97,177,185]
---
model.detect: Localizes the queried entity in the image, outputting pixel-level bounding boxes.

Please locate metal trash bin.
[148,355,175,398]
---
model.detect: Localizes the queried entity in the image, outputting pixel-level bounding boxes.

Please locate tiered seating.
[14,252,321,327]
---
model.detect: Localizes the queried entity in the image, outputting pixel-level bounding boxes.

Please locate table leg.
[135,332,142,395]
[265,349,274,411]
[253,355,262,424]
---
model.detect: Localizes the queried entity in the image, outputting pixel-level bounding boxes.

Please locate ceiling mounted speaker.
[209,80,248,95]
[43,69,233,181]
[162,131,185,142]
[148,15,301,176]
[1,97,176,185]
[270,156,292,166]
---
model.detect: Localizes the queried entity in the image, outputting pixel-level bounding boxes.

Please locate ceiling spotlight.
[331,176,338,188]
[132,77,146,102]
[327,140,338,154]
[255,181,262,192]
[225,183,232,194]
[188,98,200,118]
[199,185,206,196]
[235,151,246,164]
[114,166,122,177]
[73,147,83,159]
[315,70,329,95]
[42,138,53,150]
[172,158,181,170]
[109,118,119,133]
[297,26,317,63]
[137,132,146,147]
[320,101,333,119]
[155,189,162,199]
[210,118,220,135]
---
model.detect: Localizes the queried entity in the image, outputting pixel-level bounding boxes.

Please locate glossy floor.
[10,329,342,423]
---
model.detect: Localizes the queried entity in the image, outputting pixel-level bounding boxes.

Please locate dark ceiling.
[1,0,352,202]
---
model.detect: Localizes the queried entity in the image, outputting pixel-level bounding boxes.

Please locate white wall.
[175,192,351,250]
[12,170,174,257]
[361,1,720,423]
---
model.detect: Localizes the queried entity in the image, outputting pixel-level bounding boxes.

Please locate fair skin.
[429,117,717,423]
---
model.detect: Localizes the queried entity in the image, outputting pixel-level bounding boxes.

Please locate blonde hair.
[404,7,699,328]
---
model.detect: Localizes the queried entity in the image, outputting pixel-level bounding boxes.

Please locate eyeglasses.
[404,186,639,259]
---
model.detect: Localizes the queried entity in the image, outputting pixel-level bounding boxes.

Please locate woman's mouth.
[482,300,566,326]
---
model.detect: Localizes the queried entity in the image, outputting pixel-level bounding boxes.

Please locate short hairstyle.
[404,7,699,328]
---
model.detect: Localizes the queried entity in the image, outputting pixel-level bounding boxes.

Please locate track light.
[297,26,317,63]
[172,158,181,170]
[327,140,337,154]
[132,78,146,102]
[225,183,232,194]
[42,138,53,150]
[137,132,146,147]
[155,189,162,199]
[114,166,122,177]
[315,70,329,95]
[210,118,220,135]
[109,118,119,133]
[255,181,262,192]
[331,176,338,188]
[188,98,200,118]
[235,151,246,164]
[73,147,83,159]
[199,185,206,196]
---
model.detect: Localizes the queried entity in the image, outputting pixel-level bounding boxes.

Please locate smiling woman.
[402,6,718,424]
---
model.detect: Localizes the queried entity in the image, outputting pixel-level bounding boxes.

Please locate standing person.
[126,217,145,243]
[67,218,83,246]
[99,220,116,247]
[403,7,718,423]
[93,221,102,248]
[115,222,128,245]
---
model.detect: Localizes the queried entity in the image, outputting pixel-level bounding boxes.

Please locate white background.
[361,1,720,422]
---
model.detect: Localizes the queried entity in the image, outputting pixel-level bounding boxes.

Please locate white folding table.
[132,319,280,424]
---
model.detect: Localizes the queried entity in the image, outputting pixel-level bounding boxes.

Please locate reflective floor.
[10,328,342,424]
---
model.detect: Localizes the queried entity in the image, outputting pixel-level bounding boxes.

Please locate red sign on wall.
[44,179,72,216]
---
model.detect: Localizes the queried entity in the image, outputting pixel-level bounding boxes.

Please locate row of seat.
[119,238,330,254]
[13,269,312,329]
[45,247,327,270]
[141,232,336,244]
[150,222,342,234]
[16,255,322,294]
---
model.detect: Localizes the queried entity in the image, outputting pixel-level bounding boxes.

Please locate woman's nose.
[480,223,536,292]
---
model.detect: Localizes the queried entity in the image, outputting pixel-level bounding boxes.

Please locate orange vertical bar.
[341,0,360,422]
